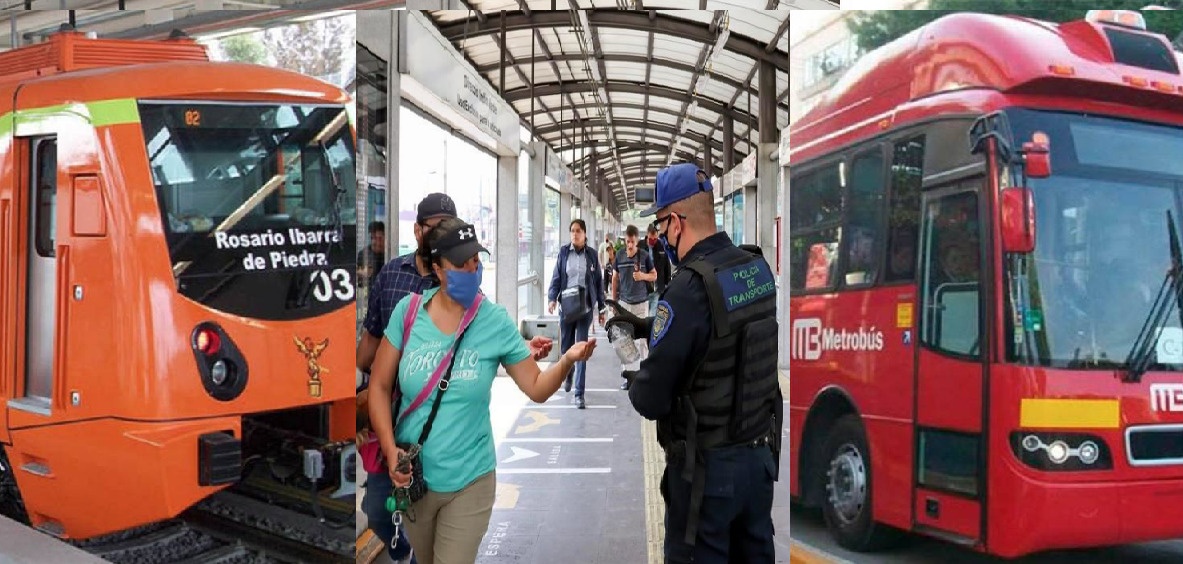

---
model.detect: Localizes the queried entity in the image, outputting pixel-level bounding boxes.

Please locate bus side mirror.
[1001,187,1036,254]
[1022,132,1051,179]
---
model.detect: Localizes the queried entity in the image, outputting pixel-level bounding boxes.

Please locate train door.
[6,134,56,421]
[16,138,56,416]
[8,104,103,429]
[913,179,987,545]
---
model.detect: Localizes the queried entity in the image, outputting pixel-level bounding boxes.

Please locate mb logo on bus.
[792,317,886,361]
[792,318,823,360]
[1150,383,1183,413]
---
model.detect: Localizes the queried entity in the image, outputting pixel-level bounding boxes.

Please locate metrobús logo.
[791,318,885,361]
[1150,383,1183,412]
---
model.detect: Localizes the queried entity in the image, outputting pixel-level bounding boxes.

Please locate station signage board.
[403,12,521,155]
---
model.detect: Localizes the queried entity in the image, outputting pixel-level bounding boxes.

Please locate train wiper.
[1122,211,1183,383]
[286,141,347,311]
[319,139,346,239]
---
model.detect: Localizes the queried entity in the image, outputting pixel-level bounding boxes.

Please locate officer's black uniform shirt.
[628,231,734,420]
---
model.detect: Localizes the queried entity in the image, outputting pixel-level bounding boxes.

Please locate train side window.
[842,150,885,286]
[33,138,57,258]
[884,136,925,283]
[790,162,843,292]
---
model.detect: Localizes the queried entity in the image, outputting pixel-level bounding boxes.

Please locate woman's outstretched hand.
[564,338,598,363]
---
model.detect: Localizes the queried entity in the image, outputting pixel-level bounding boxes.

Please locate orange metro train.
[0,30,357,539]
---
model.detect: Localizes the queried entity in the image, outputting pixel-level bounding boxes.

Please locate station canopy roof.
[428,1,791,209]
[0,0,396,48]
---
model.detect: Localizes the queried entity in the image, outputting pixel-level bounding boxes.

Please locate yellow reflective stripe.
[1020,399,1120,429]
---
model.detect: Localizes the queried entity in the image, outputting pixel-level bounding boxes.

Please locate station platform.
[357,325,791,563]
[0,515,107,564]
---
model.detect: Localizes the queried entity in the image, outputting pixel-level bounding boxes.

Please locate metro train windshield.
[1005,108,1183,371]
[138,102,357,320]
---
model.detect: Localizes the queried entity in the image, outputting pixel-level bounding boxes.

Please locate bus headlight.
[1047,440,1070,464]
[1078,441,1100,465]
[1010,432,1112,471]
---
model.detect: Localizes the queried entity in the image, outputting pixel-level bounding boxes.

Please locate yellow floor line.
[790,540,836,564]
[642,419,665,564]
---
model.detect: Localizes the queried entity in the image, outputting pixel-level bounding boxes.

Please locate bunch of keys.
[384,445,421,514]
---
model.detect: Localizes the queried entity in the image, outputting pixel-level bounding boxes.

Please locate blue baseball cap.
[639,163,713,217]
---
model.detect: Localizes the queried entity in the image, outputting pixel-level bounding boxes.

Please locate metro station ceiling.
[427,2,791,209]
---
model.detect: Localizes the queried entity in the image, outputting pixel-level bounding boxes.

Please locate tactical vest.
[657,242,783,545]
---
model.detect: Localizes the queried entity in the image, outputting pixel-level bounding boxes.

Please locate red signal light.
[195,328,221,355]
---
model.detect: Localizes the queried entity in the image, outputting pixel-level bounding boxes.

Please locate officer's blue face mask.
[444,261,483,308]
[658,214,683,267]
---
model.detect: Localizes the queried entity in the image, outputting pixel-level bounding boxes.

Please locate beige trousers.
[403,471,496,564]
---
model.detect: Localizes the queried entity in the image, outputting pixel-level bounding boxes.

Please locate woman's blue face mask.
[444,261,483,308]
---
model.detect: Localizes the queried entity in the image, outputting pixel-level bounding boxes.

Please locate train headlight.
[211,360,229,386]
[190,323,248,401]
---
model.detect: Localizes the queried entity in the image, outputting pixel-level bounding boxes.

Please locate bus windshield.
[138,102,357,320]
[1006,108,1183,370]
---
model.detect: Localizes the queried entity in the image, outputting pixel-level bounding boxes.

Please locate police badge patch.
[651,301,674,347]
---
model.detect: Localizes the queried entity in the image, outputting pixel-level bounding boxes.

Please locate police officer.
[608,163,782,563]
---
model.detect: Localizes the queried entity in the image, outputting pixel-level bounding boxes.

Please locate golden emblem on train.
[294,336,330,397]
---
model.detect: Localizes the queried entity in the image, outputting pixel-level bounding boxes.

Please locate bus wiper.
[1122,211,1183,383]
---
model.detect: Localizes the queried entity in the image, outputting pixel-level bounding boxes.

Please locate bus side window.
[33,139,57,257]
[884,136,924,282]
[842,150,885,286]
[790,162,844,291]
[921,190,982,358]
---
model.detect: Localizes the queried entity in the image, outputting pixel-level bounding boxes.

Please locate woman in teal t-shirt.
[368,218,596,564]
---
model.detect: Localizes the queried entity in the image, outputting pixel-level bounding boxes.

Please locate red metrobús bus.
[789,10,1183,558]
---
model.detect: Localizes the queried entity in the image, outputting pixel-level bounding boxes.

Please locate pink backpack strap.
[389,293,423,412]
[398,294,484,425]
[402,293,423,348]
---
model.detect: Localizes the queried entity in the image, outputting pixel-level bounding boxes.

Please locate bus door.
[9,106,104,430]
[914,178,987,544]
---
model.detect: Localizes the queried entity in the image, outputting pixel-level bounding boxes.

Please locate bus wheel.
[0,446,30,525]
[820,415,897,551]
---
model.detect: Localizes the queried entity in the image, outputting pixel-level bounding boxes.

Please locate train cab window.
[884,136,925,282]
[790,163,843,291]
[842,151,885,286]
[921,188,982,358]
[33,139,57,257]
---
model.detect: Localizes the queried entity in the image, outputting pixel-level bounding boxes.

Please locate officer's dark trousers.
[559,310,593,397]
[362,470,416,562]
[662,444,777,564]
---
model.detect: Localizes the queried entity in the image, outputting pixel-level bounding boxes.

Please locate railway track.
[73,489,353,564]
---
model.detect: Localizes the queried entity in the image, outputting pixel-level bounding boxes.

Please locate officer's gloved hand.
[605,299,653,339]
